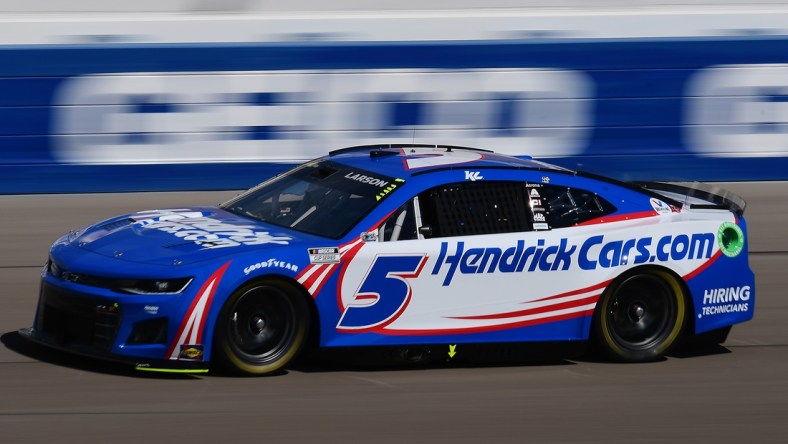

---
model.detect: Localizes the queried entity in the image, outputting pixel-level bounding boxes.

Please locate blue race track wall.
[3,37,788,193]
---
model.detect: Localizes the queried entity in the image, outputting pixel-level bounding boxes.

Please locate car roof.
[323,144,696,213]
[326,144,572,178]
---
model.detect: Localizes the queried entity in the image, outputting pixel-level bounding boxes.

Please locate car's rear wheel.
[214,279,309,375]
[593,270,687,362]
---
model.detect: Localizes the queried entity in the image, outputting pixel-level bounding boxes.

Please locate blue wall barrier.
[3,37,788,193]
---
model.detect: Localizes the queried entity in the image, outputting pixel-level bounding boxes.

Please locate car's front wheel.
[593,269,687,362]
[214,279,309,375]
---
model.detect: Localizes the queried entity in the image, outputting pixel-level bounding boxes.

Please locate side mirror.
[418,226,433,238]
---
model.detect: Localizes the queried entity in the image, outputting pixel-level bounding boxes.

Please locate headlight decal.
[46,262,193,295]
[116,278,193,295]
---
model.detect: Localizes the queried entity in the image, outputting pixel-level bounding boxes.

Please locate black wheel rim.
[226,285,297,365]
[607,274,677,351]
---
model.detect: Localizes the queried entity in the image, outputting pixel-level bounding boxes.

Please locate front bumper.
[24,277,211,374]
[18,326,209,374]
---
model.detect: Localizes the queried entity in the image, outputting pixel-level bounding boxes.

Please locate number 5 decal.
[337,254,428,331]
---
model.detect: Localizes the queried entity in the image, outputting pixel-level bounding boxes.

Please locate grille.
[38,282,121,351]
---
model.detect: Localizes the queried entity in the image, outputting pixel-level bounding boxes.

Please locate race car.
[20,144,755,375]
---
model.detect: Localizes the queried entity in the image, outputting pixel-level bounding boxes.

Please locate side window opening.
[416,181,531,238]
[379,182,617,240]
[539,185,617,228]
[381,200,418,242]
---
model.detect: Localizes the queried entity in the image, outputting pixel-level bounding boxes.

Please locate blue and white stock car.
[21,145,755,375]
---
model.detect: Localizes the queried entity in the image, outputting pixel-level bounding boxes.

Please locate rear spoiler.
[631,181,746,215]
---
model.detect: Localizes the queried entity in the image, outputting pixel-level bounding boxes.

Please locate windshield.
[222,160,404,239]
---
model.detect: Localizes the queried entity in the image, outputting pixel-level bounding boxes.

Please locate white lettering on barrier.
[686,64,788,157]
[51,69,593,164]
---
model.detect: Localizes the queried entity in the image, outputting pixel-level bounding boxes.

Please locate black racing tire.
[593,269,687,362]
[214,279,310,376]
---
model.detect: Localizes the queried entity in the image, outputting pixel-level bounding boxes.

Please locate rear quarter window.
[538,184,617,228]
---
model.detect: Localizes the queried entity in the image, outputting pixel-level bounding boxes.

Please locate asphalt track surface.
[0,183,786,443]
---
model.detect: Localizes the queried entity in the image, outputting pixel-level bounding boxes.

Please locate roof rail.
[328,143,494,157]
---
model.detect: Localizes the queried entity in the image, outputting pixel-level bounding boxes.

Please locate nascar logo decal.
[297,238,365,297]
[166,261,231,360]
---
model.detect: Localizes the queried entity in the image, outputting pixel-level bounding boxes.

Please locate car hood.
[66,206,314,266]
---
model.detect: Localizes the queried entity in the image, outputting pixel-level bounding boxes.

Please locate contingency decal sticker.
[298,239,365,296]
[308,247,341,264]
[650,198,672,215]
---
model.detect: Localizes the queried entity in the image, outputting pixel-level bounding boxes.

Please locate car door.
[334,179,582,340]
